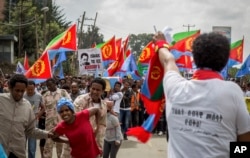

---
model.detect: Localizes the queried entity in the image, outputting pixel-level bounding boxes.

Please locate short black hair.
[114,81,122,87]
[90,77,106,90]
[81,53,88,59]
[46,78,57,85]
[192,32,230,72]
[28,80,36,86]
[8,74,28,89]
[61,84,70,90]
[131,84,137,89]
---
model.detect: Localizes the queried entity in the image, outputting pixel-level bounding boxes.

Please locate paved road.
[35,135,167,158]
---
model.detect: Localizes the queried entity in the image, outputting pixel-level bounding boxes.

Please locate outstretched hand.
[48,132,58,139]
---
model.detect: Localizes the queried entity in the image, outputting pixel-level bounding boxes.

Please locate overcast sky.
[55,0,250,60]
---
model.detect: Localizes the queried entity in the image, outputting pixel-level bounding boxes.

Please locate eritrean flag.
[228,38,244,67]
[100,36,116,68]
[137,41,155,76]
[126,46,164,143]
[47,23,77,59]
[25,51,52,84]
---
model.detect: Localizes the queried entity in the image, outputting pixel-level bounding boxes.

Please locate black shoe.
[124,134,128,140]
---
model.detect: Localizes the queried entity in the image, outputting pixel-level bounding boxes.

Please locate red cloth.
[55,110,100,158]
[192,69,223,80]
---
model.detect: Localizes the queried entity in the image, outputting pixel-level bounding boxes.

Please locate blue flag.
[121,53,137,72]
[53,52,66,78]
[220,65,228,79]
[16,61,25,74]
[235,54,250,77]
[119,53,141,79]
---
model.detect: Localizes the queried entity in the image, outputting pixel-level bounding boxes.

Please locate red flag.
[115,38,122,59]
[101,36,116,61]
[106,49,125,76]
[138,41,155,64]
[24,52,30,71]
[122,35,130,53]
[25,51,52,79]
[171,30,200,52]
[46,24,77,51]
[127,49,164,143]
[125,49,131,58]
[176,55,193,69]
[229,38,244,63]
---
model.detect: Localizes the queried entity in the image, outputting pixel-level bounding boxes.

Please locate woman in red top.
[52,97,102,158]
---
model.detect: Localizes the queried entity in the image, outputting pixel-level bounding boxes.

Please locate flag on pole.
[137,41,155,76]
[25,51,52,83]
[101,36,116,68]
[46,24,77,60]
[53,52,67,79]
[127,47,164,143]
[16,61,25,74]
[228,38,244,67]
[235,54,250,77]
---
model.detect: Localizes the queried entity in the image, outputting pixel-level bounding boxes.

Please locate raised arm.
[153,31,179,74]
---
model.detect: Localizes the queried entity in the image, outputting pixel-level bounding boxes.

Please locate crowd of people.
[1,31,250,158]
[0,69,167,158]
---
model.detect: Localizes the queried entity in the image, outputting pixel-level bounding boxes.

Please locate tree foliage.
[78,26,104,49]
[0,0,71,62]
[129,33,153,59]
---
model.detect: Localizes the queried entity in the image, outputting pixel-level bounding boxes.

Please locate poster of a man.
[78,48,104,75]
[80,52,90,66]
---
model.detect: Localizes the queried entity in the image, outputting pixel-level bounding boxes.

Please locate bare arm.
[36,102,45,119]
[52,136,69,144]
[87,107,100,117]
[237,132,250,141]
[153,32,180,74]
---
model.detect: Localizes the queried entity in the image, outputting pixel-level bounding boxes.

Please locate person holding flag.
[153,31,250,158]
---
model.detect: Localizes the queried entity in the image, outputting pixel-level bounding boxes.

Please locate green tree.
[0,0,71,62]
[79,26,104,49]
[129,33,153,59]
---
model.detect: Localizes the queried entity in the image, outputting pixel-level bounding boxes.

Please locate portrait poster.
[78,48,103,75]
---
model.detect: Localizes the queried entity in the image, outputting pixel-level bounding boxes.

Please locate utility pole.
[35,14,38,60]
[83,12,98,48]
[78,11,86,49]
[18,0,23,58]
[78,12,98,48]
[42,0,49,49]
[183,24,195,32]
[89,12,98,47]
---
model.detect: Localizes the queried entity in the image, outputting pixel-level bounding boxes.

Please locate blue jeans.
[119,109,131,135]
[28,137,37,158]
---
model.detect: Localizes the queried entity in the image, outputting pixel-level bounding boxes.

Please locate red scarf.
[192,69,223,80]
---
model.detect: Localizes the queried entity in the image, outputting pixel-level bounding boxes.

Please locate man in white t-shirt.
[109,81,123,118]
[153,32,250,158]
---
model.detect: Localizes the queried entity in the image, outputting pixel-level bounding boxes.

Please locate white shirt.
[110,92,123,114]
[164,71,250,158]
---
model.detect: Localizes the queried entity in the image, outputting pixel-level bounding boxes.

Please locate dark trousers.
[131,110,139,127]
[38,114,46,147]
[8,152,17,158]
[103,140,121,158]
